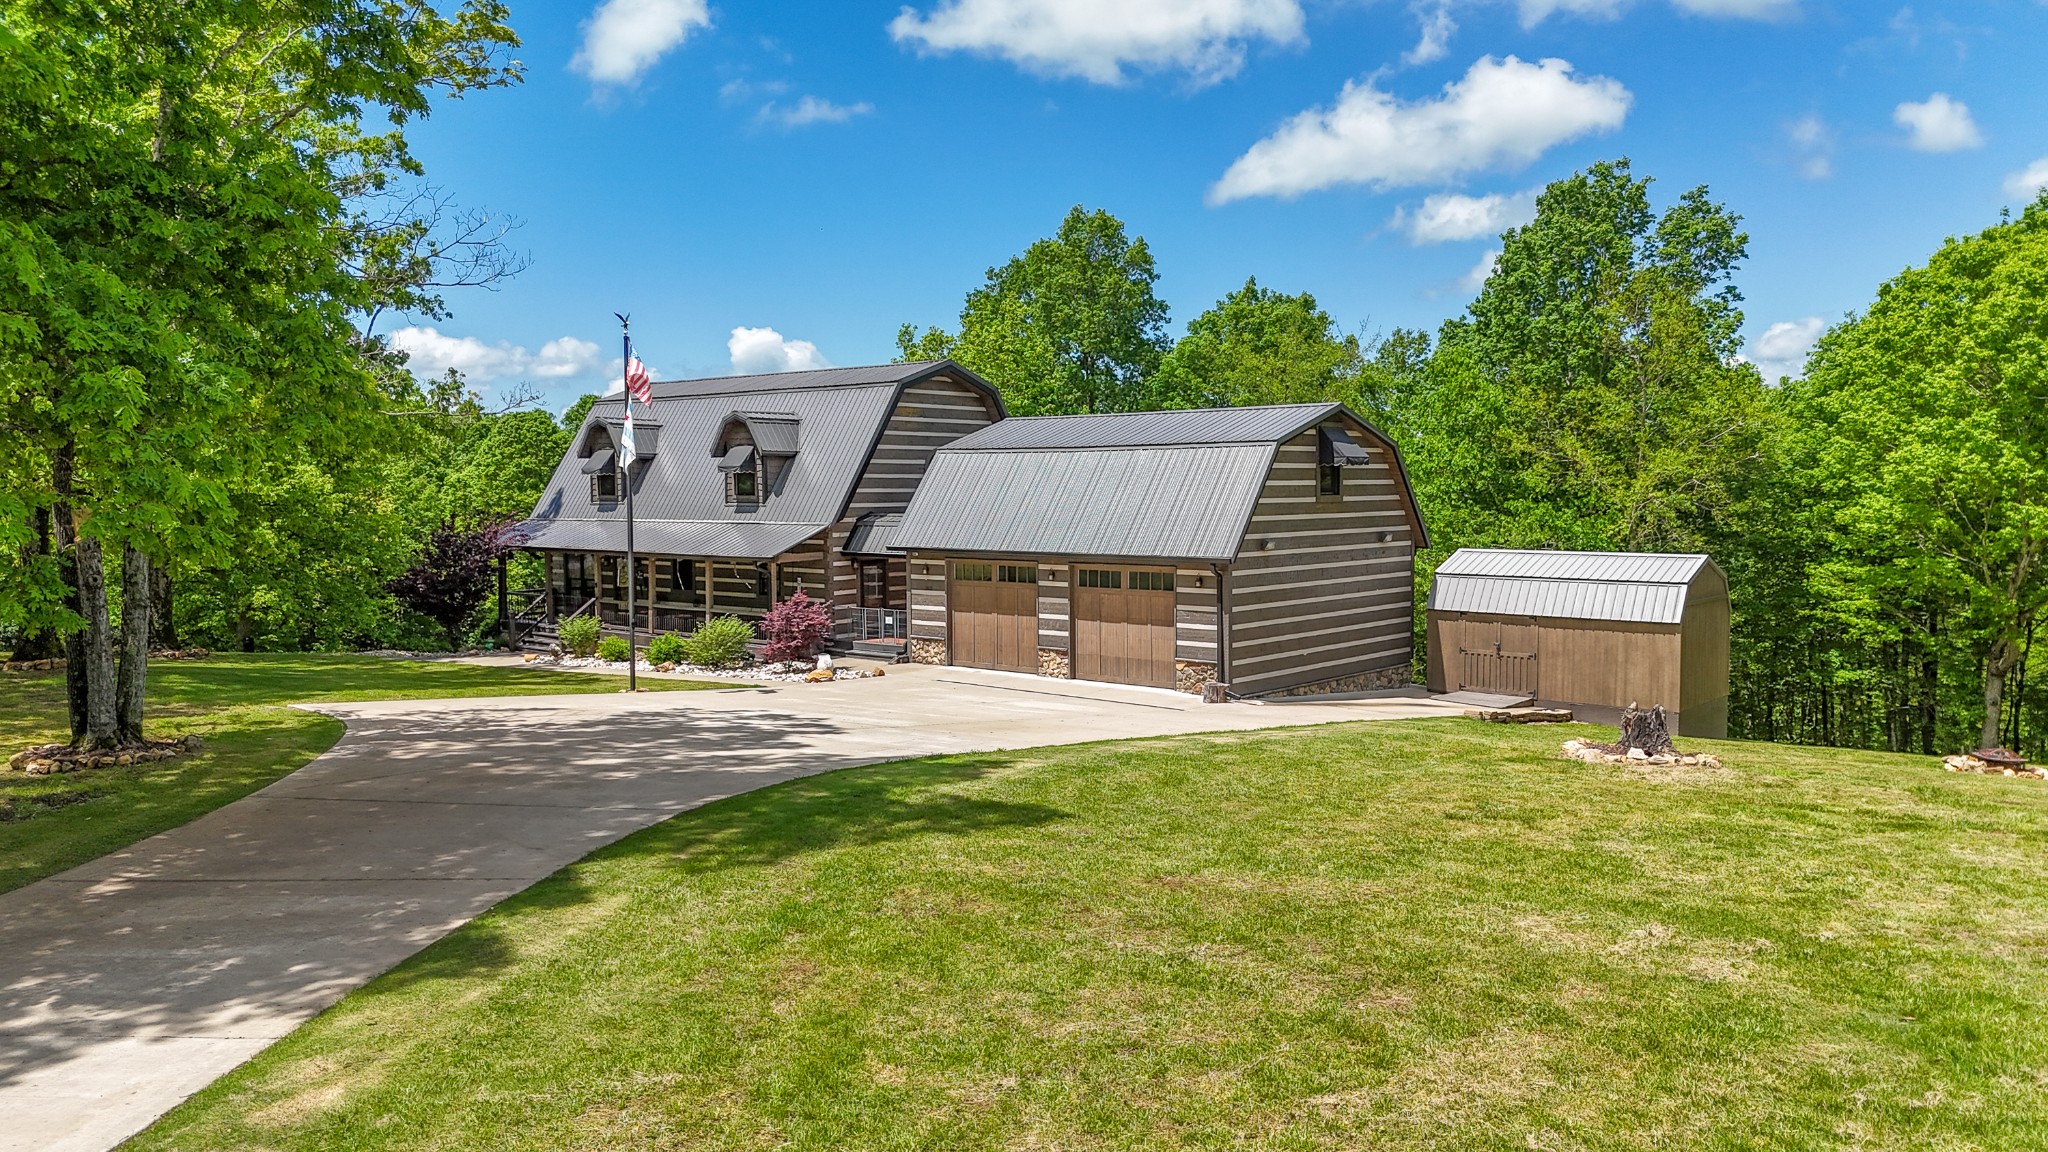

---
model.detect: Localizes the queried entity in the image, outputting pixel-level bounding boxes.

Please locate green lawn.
[128,719,2048,1151]
[1,653,719,894]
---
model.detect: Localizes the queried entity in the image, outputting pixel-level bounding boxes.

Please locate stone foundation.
[1265,664,1413,698]
[909,638,947,665]
[1174,661,1217,694]
[1038,648,1071,678]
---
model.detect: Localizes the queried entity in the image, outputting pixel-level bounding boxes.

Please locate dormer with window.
[713,411,800,508]
[1316,423,1371,498]
[578,424,621,507]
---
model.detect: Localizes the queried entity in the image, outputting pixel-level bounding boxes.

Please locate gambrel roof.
[893,402,1426,562]
[1428,549,1720,625]
[521,361,999,559]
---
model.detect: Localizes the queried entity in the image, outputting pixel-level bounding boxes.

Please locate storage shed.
[892,402,1429,696]
[1425,549,1730,737]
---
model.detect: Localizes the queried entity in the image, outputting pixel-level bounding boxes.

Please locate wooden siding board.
[1225,420,1417,694]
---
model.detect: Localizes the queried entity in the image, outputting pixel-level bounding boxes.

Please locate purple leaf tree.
[386,519,525,650]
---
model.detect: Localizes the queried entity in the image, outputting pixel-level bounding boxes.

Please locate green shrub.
[683,616,756,668]
[556,615,601,658]
[644,632,688,666]
[596,635,630,663]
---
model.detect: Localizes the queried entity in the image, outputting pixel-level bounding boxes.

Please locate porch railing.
[849,607,907,641]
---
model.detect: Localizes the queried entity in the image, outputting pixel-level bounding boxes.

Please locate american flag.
[624,344,652,405]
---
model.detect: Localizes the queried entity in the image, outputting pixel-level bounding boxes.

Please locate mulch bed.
[8,735,204,776]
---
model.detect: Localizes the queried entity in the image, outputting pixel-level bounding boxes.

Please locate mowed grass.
[130,719,2048,1151]
[1,653,719,894]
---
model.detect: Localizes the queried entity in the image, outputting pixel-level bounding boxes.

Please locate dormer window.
[713,412,799,507]
[1316,424,1370,499]
[594,469,619,501]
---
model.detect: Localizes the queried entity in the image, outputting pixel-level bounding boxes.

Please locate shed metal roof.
[1428,548,1716,624]
[522,360,996,559]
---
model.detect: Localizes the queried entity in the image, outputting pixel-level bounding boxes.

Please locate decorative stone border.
[10,735,205,776]
[1943,753,2043,780]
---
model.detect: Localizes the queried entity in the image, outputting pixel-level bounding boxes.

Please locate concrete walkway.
[0,665,1460,1152]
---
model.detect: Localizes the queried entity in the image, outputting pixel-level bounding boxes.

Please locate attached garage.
[1071,566,1176,687]
[1424,549,1731,737]
[948,561,1039,673]
[892,403,1430,696]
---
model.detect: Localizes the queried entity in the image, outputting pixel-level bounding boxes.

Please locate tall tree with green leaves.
[1151,277,1364,409]
[1409,159,1776,555]
[0,3,520,746]
[1793,196,2048,749]
[897,206,1171,414]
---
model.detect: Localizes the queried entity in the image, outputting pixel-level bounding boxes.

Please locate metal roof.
[894,443,1279,562]
[522,519,824,560]
[727,411,801,455]
[1428,549,1716,624]
[944,402,1341,451]
[649,361,951,400]
[843,512,903,557]
[523,360,998,559]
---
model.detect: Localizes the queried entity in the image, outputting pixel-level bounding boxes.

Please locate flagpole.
[620,314,637,692]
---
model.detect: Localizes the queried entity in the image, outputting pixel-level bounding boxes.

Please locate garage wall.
[1226,420,1418,696]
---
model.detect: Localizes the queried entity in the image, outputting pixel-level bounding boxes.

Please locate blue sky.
[383,0,2048,410]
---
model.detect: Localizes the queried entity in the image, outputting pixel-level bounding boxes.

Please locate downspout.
[1211,562,1232,687]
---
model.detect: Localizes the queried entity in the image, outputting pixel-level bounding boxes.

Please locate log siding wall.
[1225,422,1418,696]
[825,376,1000,634]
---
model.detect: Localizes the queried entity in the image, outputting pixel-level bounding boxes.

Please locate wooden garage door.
[1451,618,1538,696]
[1072,566,1176,688]
[950,561,1038,673]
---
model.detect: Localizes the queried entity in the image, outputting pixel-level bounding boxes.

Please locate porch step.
[845,638,910,662]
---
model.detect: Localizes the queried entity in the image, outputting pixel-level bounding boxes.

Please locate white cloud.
[761,95,875,128]
[1893,92,1983,152]
[1460,249,1501,292]
[1516,0,1624,23]
[1209,55,1630,203]
[1403,4,1455,65]
[1393,189,1538,244]
[888,0,1306,86]
[1670,0,1798,15]
[1787,114,1831,179]
[573,0,712,86]
[2005,157,2048,199]
[728,327,831,375]
[1742,316,1824,381]
[388,328,603,383]
[1517,0,1795,22]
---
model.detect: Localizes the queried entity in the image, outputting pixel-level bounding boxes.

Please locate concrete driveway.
[0,665,1460,1152]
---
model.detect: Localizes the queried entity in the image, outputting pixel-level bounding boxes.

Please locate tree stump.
[1618,703,1677,755]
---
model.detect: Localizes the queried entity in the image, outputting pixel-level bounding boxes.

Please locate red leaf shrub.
[761,590,832,663]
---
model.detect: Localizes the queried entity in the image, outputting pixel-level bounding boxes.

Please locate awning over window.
[1319,425,1371,467]
[716,444,756,472]
[580,448,616,475]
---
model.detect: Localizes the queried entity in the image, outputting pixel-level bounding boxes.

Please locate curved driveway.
[0,665,1459,1152]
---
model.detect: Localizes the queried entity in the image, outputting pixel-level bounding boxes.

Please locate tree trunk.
[71,532,120,748]
[150,558,178,649]
[117,545,151,743]
[1919,624,1939,756]
[1982,660,2005,750]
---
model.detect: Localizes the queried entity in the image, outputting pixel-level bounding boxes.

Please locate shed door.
[1072,567,1176,688]
[1454,619,1538,696]
[950,561,1038,673]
